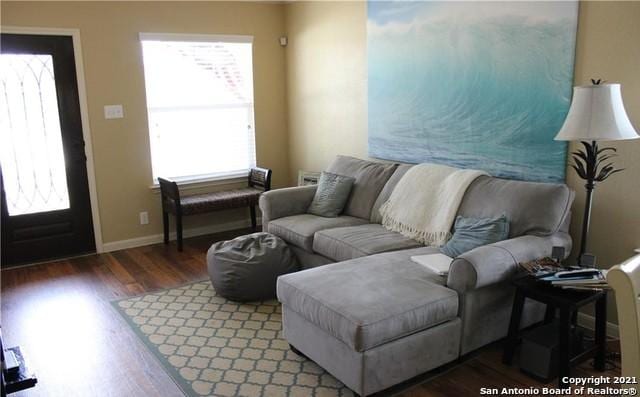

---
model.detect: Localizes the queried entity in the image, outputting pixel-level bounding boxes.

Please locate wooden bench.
[158,167,272,251]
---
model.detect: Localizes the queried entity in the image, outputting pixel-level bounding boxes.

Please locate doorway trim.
[1,26,104,253]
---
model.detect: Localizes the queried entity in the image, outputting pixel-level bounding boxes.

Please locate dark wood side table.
[502,276,607,387]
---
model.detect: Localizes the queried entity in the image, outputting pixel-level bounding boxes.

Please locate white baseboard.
[576,312,619,338]
[102,218,260,253]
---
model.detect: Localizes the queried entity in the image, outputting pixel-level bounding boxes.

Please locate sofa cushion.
[267,214,367,252]
[457,176,574,238]
[313,224,422,262]
[327,155,397,220]
[370,163,414,223]
[277,247,458,352]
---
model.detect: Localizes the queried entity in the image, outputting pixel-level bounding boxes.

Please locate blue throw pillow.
[440,215,510,258]
[307,172,355,217]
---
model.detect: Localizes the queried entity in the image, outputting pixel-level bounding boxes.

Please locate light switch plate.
[104,104,124,119]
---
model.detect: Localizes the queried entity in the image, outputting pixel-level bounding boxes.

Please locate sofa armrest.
[446,233,572,293]
[259,185,318,230]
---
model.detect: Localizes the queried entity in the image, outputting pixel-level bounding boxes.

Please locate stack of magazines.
[538,268,609,291]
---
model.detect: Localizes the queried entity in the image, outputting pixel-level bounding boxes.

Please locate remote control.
[555,268,600,279]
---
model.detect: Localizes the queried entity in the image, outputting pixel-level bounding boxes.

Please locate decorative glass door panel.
[1,54,71,215]
[1,34,95,267]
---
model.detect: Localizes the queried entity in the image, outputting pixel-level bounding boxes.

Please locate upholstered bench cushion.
[174,187,263,215]
[267,214,368,252]
[313,224,422,262]
[277,248,458,352]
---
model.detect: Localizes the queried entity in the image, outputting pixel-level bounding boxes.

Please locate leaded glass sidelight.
[0,54,70,216]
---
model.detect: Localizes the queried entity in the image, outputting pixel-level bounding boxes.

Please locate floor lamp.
[555,81,638,264]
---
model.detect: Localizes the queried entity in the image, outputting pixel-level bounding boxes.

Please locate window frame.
[139,32,257,187]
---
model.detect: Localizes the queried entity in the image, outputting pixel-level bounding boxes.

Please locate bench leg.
[250,205,257,231]
[162,211,169,245]
[176,213,183,252]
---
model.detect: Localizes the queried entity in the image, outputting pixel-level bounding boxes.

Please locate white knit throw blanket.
[379,164,488,246]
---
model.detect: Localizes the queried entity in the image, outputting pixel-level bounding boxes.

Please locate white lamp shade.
[555,84,639,141]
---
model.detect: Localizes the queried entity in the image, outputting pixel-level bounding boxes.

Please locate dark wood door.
[1,34,95,267]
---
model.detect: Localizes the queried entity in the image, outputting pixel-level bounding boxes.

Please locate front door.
[1,33,95,267]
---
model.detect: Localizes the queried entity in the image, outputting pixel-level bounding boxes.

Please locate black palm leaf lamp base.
[555,79,638,266]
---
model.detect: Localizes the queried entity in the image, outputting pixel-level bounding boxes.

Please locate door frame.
[1,26,104,253]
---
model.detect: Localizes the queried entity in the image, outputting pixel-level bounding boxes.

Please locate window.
[140,33,256,183]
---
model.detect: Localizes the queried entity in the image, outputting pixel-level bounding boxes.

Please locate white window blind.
[140,33,256,183]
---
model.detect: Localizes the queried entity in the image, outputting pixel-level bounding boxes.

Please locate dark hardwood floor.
[1,229,619,397]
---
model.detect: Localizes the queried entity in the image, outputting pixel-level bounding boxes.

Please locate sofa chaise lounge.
[259,155,575,395]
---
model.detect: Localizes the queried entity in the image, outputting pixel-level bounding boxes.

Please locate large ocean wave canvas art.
[367,1,578,182]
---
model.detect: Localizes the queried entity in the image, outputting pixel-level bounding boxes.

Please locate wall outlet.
[104,104,124,119]
[139,211,149,225]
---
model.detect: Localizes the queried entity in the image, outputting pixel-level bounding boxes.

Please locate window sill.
[149,171,248,193]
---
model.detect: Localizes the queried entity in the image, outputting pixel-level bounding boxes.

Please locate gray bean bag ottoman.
[207,232,299,301]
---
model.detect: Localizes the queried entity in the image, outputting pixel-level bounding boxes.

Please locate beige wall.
[570,1,640,267]
[285,1,368,182]
[285,1,640,323]
[569,1,640,323]
[2,1,290,245]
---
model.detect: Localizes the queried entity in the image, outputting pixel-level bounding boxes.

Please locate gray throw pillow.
[440,215,510,258]
[307,172,355,217]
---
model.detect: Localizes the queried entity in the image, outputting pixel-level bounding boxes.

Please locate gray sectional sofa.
[259,155,575,396]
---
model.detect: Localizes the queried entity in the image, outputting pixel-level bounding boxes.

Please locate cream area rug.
[113,281,354,397]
